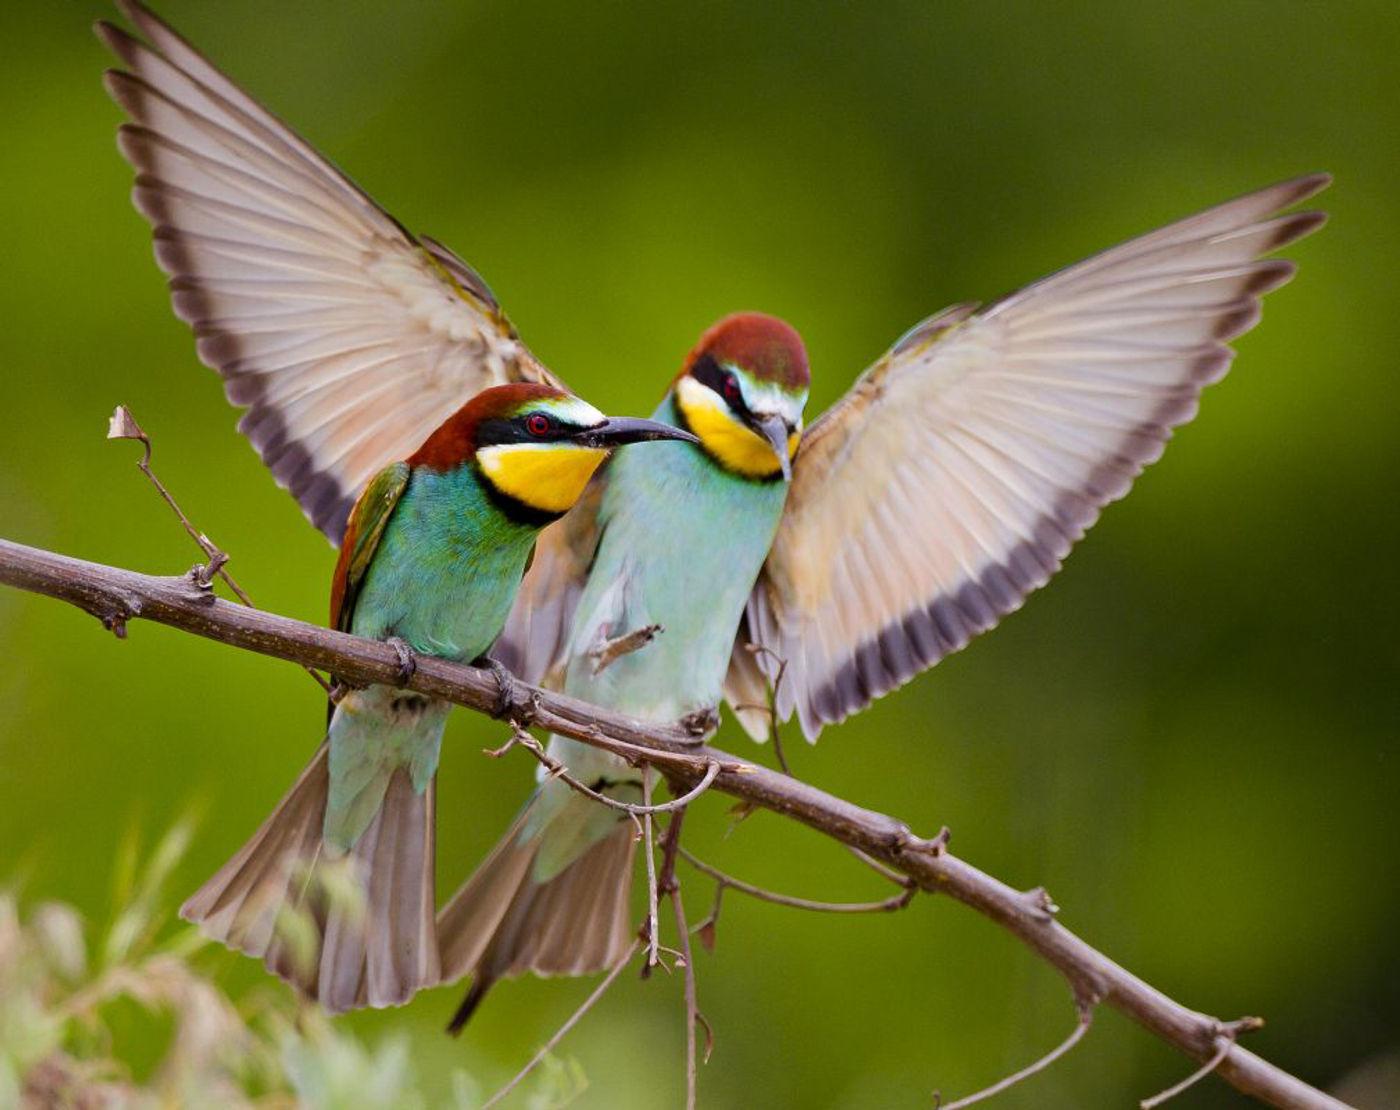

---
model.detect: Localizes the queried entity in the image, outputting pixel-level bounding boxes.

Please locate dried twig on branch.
[106,405,330,692]
[0,537,1355,1110]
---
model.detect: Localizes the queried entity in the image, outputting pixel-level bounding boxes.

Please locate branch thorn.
[1022,885,1059,920]
[896,825,950,857]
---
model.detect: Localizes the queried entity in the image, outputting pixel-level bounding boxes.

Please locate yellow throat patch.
[477,442,608,514]
[675,376,799,479]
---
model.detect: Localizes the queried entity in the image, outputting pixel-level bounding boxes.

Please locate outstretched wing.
[329,462,411,635]
[98,1,563,545]
[737,174,1329,740]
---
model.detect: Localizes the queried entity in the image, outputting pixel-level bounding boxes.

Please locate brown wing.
[737,174,1329,740]
[98,1,563,545]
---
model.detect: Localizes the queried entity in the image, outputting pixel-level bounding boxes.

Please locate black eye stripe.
[476,414,583,446]
[690,353,749,416]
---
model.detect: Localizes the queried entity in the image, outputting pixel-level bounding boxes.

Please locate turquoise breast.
[562,395,789,720]
[350,465,538,664]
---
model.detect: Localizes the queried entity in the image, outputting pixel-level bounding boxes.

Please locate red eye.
[526,413,552,437]
[722,375,742,406]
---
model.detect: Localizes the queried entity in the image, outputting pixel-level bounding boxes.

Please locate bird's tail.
[437,786,637,1033]
[180,742,439,1013]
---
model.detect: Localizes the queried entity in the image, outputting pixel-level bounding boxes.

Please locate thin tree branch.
[488,724,720,817]
[935,1001,1094,1110]
[642,766,662,971]
[480,939,641,1110]
[681,848,916,917]
[1141,1018,1265,1109]
[845,843,917,887]
[0,538,1356,1110]
[744,640,792,774]
[108,406,331,693]
[668,853,700,1110]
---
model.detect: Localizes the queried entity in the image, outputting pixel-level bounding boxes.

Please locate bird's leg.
[474,655,534,723]
[676,705,721,745]
[385,636,417,686]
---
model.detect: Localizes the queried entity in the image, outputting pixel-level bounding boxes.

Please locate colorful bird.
[436,176,1329,1024]
[96,1,1328,1023]
[96,4,697,1012]
[178,384,691,1013]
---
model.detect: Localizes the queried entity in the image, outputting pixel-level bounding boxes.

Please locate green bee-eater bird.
[95,3,698,1014]
[95,0,1328,1023]
[176,383,691,1013]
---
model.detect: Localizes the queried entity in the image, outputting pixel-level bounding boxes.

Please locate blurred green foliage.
[1,1,1397,1107]
[1,824,585,1108]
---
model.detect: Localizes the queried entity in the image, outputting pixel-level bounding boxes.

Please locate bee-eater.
[95,3,699,1013]
[437,176,1328,1024]
[179,384,693,1013]
[95,0,1328,1024]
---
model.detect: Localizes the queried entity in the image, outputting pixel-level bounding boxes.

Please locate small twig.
[744,641,792,774]
[589,623,663,675]
[642,766,661,971]
[1140,1018,1265,1109]
[681,848,916,918]
[658,807,688,897]
[845,844,917,887]
[669,848,700,1110]
[935,1001,1094,1110]
[572,722,748,773]
[490,724,721,817]
[107,405,331,693]
[490,727,647,837]
[479,939,641,1110]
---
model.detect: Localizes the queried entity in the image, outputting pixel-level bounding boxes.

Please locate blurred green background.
[2,1,1397,1106]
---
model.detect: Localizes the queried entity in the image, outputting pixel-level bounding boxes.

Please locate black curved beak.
[577,417,699,449]
[751,413,793,481]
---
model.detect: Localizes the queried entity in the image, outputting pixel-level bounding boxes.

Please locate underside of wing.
[741,174,1329,740]
[491,469,610,688]
[99,1,562,545]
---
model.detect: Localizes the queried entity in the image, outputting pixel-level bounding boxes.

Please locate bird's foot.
[475,655,534,723]
[385,636,417,686]
[677,705,721,743]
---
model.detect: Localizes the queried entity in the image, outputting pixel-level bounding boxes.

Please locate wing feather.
[99,3,562,545]
[329,462,411,634]
[739,175,1328,740]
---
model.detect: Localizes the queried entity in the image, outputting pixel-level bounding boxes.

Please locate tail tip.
[446,977,493,1036]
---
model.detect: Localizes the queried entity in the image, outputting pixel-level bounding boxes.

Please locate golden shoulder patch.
[477,442,608,514]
